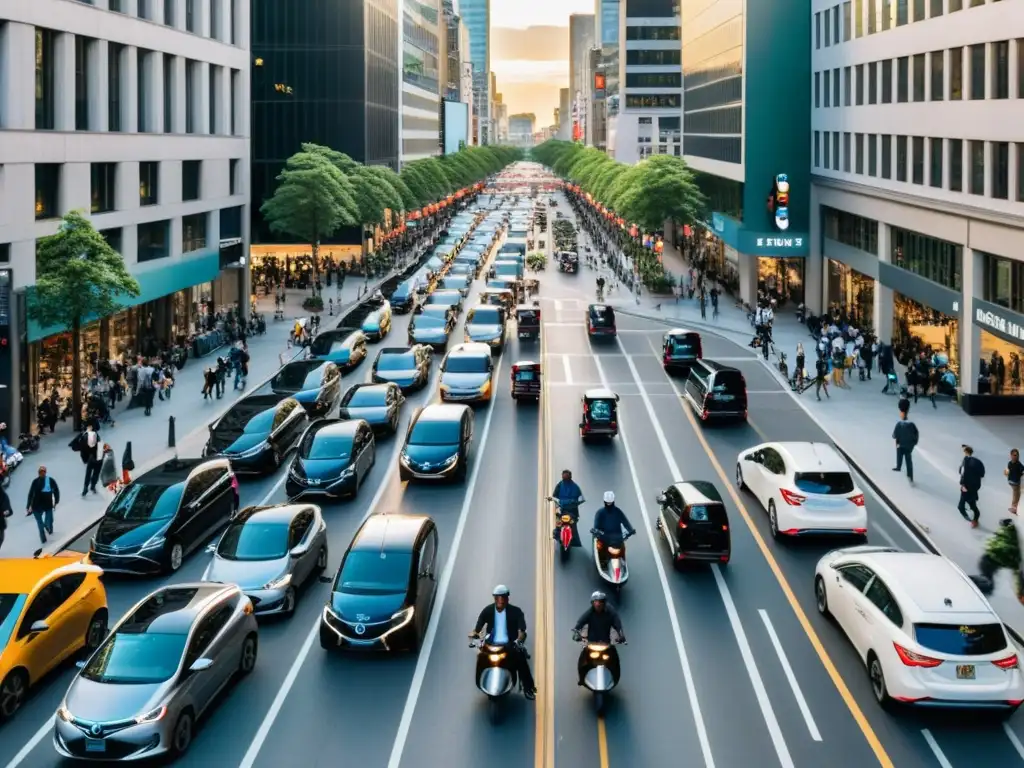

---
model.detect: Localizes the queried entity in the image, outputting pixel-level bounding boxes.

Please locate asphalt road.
[3,188,1024,768]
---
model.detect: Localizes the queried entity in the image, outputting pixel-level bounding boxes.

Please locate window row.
[814,0,999,49]
[822,206,880,254]
[78,0,242,45]
[814,42,1023,109]
[813,131,1024,201]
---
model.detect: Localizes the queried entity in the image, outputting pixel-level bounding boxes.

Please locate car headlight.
[442,454,459,467]
[133,705,167,724]
[340,465,355,477]
[263,573,292,591]
[439,383,451,392]
[57,705,73,722]
[289,466,304,480]
[479,380,491,394]
[391,607,415,627]
[140,535,166,551]
[236,441,269,458]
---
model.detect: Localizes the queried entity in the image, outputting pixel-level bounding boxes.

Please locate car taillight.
[850,494,865,507]
[701,409,709,420]
[779,489,806,506]
[678,521,688,529]
[893,643,942,668]
[664,353,671,364]
[993,655,1020,670]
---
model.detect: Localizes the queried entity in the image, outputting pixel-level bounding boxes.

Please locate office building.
[0,0,251,434]
[558,87,571,140]
[494,96,509,143]
[809,0,1024,413]
[615,0,681,163]
[509,113,536,145]
[569,14,595,142]
[678,0,809,308]
[592,0,620,152]
[460,0,490,143]
[401,0,443,163]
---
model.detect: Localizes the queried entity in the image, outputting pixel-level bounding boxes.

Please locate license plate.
[85,738,106,753]
[956,664,975,679]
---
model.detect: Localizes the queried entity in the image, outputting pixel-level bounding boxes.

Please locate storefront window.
[982,251,1024,314]
[826,259,875,327]
[979,329,1023,395]
[822,206,879,254]
[893,292,960,382]
[758,258,805,305]
[891,225,962,290]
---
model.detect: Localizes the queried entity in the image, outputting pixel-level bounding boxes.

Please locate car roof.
[694,359,741,375]
[0,557,85,592]
[353,513,432,552]
[313,419,363,439]
[584,388,617,400]
[120,584,234,635]
[137,457,216,486]
[674,480,724,504]
[235,503,314,525]
[378,347,415,356]
[862,552,992,615]
[448,343,491,357]
[418,403,469,422]
[775,442,848,471]
[665,327,698,337]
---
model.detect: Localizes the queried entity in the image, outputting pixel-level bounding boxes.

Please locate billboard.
[443,100,469,155]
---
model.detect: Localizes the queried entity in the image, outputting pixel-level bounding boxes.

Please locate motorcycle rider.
[572,591,625,684]
[550,469,584,538]
[593,491,636,547]
[470,585,537,700]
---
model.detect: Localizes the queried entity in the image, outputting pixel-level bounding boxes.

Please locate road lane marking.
[1003,723,1024,761]
[563,355,573,384]
[536,320,555,768]
[757,609,823,741]
[645,338,896,768]
[597,717,611,768]
[619,341,793,768]
[386,354,506,768]
[3,716,54,768]
[592,355,717,768]
[921,730,954,768]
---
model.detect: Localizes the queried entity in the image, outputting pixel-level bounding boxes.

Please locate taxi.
[0,558,108,719]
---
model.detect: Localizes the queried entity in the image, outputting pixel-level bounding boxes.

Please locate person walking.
[0,485,12,552]
[891,411,918,485]
[26,466,60,544]
[138,359,156,416]
[1006,448,1023,515]
[81,423,103,497]
[958,445,986,528]
[794,342,806,389]
[814,356,830,400]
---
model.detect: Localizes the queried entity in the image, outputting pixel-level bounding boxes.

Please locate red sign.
[594,73,606,91]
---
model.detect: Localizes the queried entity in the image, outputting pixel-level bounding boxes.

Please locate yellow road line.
[597,716,610,768]
[534,324,555,768]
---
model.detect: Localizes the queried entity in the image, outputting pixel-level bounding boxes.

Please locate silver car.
[54,584,258,761]
[202,503,328,616]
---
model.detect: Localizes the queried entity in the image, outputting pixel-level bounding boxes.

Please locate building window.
[882,59,893,103]
[868,0,878,33]
[950,0,962,9]
[137,221,169,263]
[833,131,840,169]
[881,134,892,179]
[823,207,879,253]
[833,67,840,105]
[99,228,122,256]
[824,133,831,169]
[843,132,852,172]
[969,140,984,195]
[992,142,1009,199]
[855,0,864,36]
[983,252,1024,314]
[896,0,908,24]
[163,54,174,133]
[139,161,159,205]
[1019,39,1024,98]
[182,160,201,201]
[843,1,852,40]
[868,62,878,104]
[814,131,821,167]
[930,0,942,15]
[625,95,681,109]
[825,7,831,45]
[164,0,174,25]
[625,26,680,40]
[855,64,864,104]
[209,66,218,133]
[912,54,925,101]
[897,56,909,102]
[882,0,892,29]
[90,163,116,213]
[230,69,238,134]
[949,139,963,191]
[844,66,852,105]
[929,138,943,187]
[230,159,239,195]
[185,60,196,133]
[969,44,985,99]
[815,12,821,48]
[911,137,924,184]
[992,41,1009,99]
[35,28,56,130]
[833,4,840,41]
[137,49,149,133]
[896,135,908,181]
[824,71,831,107]
[1018,142,1024,201]
[35,164,60,220]
[913,0,924,19]
[109,0,122,10]
[186,0,196,32]
[930,51,944,101]
[868,134,878,176]
[891,227,962,291]
[74,36,91,131]
[950,47,963,99]
[814,72,820,108]
[108,43,123,132]
[210,0,220,39]
[182,213,207,252]
[855,133,864,173]
[138,0,152,20]
[231,0,239,44]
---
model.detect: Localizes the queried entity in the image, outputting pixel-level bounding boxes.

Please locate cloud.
[493,59,568,83]
[492,26,568,61]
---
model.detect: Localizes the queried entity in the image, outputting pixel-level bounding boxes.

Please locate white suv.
[814,546,1024,714]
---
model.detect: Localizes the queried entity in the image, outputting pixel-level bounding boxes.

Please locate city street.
[1,190,1022,768]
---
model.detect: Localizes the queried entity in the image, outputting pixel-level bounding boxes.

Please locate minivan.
[491,260,524,281]
[390,279,419,313]
[655,480,731,565]
[682,360,748,422]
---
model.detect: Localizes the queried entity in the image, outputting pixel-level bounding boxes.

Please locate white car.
[736,442,867,539]
[814,546,1024,713]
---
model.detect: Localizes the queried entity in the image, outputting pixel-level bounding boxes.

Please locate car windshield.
[793,472,855,495]
[273,365,319,391]
[218,521,290,561]
[590,308,614,326]
[303,433,354,460]
[337,551,413,595]
[496,264,519,275]
[106,482,185,522]
[415,315,446,328]
[81,632,189,684]
[244,409,277,434]
[0,594,27,651]
[914,623,1008,656]
[429,293,458,305]
[589,400,613,421]
[347,387,387,407]
[309,334,344,356]
[469,308,501,325]
[410,420,460,445]
[377,353,416,371]
[445,356,489,373]
[670,336,698,352]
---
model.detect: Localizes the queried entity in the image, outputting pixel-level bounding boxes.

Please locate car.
[267,360,342,418]
[206,396,309,474]
[371,345,433,391]
[438,274,472,297]
[736,442,868,539]
[398,403,474,482]
[0,560,107,720]
[682,359,748,422]
[813,546,1024,713]
[202,504,328,616]
[285,419,377,500]
[408,306,456,350]
[424,289,464,315]
[361,300,393,341]
[439,343,495,403]
[319,513,439,653]
[661,328,703,373]
[390,279,419,314]
[339,382,405,434]
[449,262,474,277]
[463,305,506,350]
[307,327,369,371]
[655,481,731,566]
[53,584,258,760]
[586,304,617,339]
[89,458,235,574]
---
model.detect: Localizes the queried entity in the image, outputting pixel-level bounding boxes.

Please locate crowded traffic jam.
[0,162,1020,768]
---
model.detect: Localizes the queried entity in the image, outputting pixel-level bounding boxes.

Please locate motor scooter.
[547,496,584,563]
[572,632,626,715]
[469,634,518,724]
[590,529,634,594]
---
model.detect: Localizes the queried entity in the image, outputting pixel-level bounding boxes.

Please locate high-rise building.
[442,0,463,102]
[509,113,537,145]
[678,0,809,307]
[569,14,595,142]
[460,0,491,144]
[809,0,1024,413]
[441,0,471,154]
[558,88,571,140]
[592,0,620,152]
[615,0,680,164]
[1,0,252,434]
[401,0,444,163]
[494,95,509,143]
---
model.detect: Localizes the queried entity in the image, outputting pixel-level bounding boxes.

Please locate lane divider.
[535,323,555,768]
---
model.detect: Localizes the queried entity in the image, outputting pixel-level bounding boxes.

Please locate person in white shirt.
[470,585,537,699]
[81,424,103,496]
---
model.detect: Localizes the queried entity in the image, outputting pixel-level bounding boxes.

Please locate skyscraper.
[459,0,491,144]
[401,0,444,163]
[592,0,620,152]
[569,14,595,142]
[558,88,571,140]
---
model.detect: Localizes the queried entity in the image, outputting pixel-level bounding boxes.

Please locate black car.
[268,360,342,418]
[408,306,456,350]
[662,328,703,374]
[339,382,405,434]
[308,327,369,371]
[286,419,376,500]
[372,345,433,391]
[89,458,235,574]
[390,279,420,314]
[655,481,731,566]
[206,395,309,474]
[586,304,617,339]
[682,360,748,422]
[398,403,474,483]
[319,513,439,652]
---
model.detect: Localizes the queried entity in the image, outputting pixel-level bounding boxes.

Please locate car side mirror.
[656,493,666,505]
[29,620,50,634]
[189,658,214,673]
[290,545,308,558]
[745,454,756,462]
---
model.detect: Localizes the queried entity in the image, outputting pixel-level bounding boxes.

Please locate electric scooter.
[469,634,518,724]
[572,632,626,715]
[547,496,584,563]
[590,528,634,594]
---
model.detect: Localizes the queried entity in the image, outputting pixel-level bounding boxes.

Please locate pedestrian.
[814,356,830,401]
[898,387,911,415]
[1006,448,1023,515]
[26,465,59,544]
[202,367,216,399]
[239,343,250,389]
[699,291,707,320]
[329,297,334,316]
[216,356,228,398]
[99,444,118,489]
[891,411,918,484]
[231,342,244,389]
[795,342,806,389]
[81,423,103,496]
[138,358,156,416]
[958,445,986,528]
[231,472,240,514]
[0,485,12,552]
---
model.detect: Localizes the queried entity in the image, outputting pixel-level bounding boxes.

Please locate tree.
[616,156,706,232]
[28,211,141,431]
[259,146,358,287]
[348,165,403,229]
[412,158,454,198]
[400,163,436,208]
[376,167,419,211]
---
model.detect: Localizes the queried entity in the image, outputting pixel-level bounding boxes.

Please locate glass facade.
[459,0,489,77]
[979,329,1023,394]
[893,292,960,379]
[891,225,962,291]
[822,206,879,254]
[827,259,875,326]
[982,252,1024,314]
[403,1,441,94]
[758,258,805,305]
[598,0,619,45]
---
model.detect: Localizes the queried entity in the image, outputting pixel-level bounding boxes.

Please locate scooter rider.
[470,585,538,700]
[550,469,584,543]
[572,591,625,684]
[593,491,636,546]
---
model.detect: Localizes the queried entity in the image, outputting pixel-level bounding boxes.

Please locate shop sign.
[219,238,242,248]
[712,213,725,234]
[754,236,803,249]
[974,300,1024,344]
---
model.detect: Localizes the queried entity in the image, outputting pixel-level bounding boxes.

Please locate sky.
[489,0,595,121]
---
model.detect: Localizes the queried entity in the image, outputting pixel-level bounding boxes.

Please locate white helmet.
[492,584,510,597]
[603,491,615,504]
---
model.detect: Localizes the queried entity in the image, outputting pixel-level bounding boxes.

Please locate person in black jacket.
[892,412,918,484]
[470,585,537,700]
[0,485,11,551]
[573,591,626,685]
[26,465,60,544]
[959,445,986,528]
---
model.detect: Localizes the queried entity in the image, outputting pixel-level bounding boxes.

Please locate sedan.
[308,328,369,371]
[408,308,456,351]
[439,343,494,403]
[360,301,392,341]
[463,306,506,350]
[208,396,309,474]
[438,275,472,297]
[268,360,342,418]
[736,441,867,540]
[203,504,328,616]
[424,290,464,315]
[54,584,257,761]
[340,382,405,433]
[286,419,376,500]
[449,262,474,277]
[398,404,473,483]
[371,346,432,391]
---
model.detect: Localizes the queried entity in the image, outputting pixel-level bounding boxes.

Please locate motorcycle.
[573,632,625,715]
[18,432,40,454]
[469,634,518,724]
[591,529,634,593]
[547,496,584,563]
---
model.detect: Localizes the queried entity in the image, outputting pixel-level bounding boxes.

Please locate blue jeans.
[32,508,53,543]
[233,366,243,388]
[895,446,914,481]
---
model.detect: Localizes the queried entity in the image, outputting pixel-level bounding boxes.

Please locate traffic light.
[766,173,790,231]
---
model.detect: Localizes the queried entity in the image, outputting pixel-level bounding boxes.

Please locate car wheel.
[84,610,108,653]
[399,466,412,482]
[0,670,28,720]
[319,623,335,651]
[238,634,258,675]
[315,545,329,572]
[814,576,831,618]
[736,463,746,490]
[868,652,893,709]
[768,501,781,540]
[166,541,184,572]
[282,587,297,616]
[170,711,194,756]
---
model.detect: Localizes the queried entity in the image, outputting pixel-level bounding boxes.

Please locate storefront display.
[979,329,1023,395]
[826,259,875,328]
[758,257,805,305]
[892,292,960,380]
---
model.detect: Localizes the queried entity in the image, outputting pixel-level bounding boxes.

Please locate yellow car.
[0,558,108,719]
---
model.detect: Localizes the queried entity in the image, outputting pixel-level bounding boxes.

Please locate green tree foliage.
[28,211,141,430]
[348,165,404,228]
[399,146,522,207]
